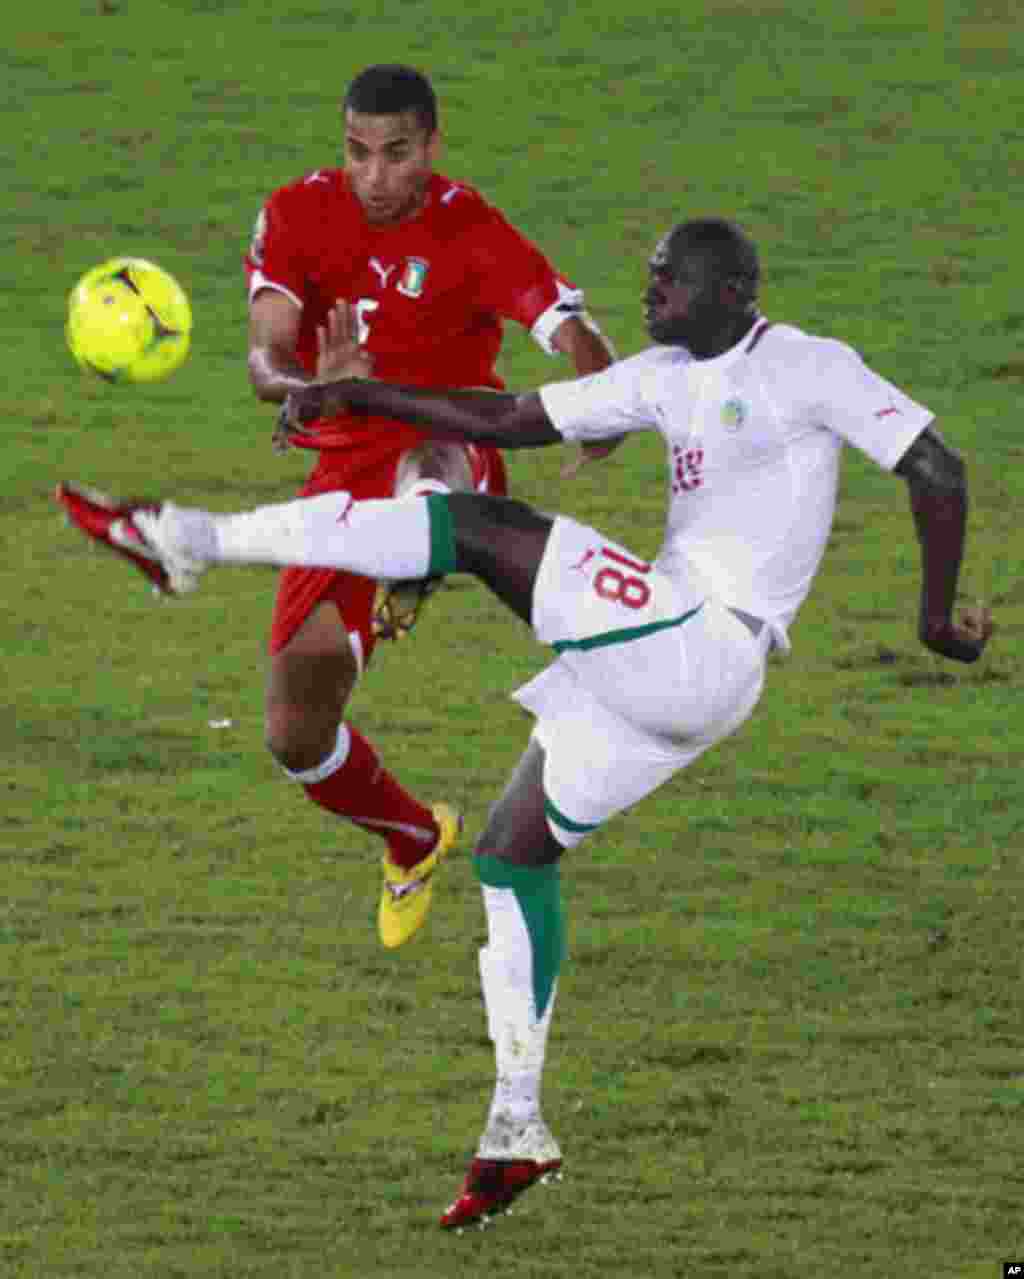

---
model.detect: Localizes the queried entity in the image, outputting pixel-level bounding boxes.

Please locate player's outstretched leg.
[56,486,555,626]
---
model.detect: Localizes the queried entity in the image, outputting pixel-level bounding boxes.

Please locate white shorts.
[513,516,769,847]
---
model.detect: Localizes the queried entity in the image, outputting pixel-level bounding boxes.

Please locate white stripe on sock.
[282,723,352,784]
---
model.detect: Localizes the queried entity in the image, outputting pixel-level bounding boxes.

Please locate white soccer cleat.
[55,482,206,597]
[132,505,208,596]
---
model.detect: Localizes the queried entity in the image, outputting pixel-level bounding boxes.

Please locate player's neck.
[690,310,759,361]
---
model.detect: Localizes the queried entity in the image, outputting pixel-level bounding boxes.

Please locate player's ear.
[722,275,754,306]
[714,277,738,307]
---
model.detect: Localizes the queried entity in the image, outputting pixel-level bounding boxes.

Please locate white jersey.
[538,318,932,651]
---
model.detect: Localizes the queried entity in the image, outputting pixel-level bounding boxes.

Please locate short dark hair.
[671,218,760,298]
[343,64,438,135]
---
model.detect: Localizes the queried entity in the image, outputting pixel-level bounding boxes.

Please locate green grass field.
[4,1,1023,1275]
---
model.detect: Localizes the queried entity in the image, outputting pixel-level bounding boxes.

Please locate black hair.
[343,64,438,135]
[670,218,760,300]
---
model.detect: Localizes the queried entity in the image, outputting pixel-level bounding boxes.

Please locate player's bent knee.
[264,704,341,773]
[445,492,553,581]
[475,809,564,868]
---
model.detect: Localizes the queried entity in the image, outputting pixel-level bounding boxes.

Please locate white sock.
[479,886,557,1128]
[164,492,437,580]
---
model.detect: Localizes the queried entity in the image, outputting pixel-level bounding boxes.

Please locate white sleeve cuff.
[248,271,303,310]
[530,288,587,355]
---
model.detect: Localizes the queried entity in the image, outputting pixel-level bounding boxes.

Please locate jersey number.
[593,547,651,611]
[354,298,379,344]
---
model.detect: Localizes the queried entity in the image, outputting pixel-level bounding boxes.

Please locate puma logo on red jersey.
[369,257,395,288]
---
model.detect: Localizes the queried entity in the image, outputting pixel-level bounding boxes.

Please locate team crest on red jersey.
[397,257,429,298]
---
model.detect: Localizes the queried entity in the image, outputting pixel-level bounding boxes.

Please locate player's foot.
[55,482,204,597]
[371,575,443,640]
[440,1117,563,1231]
[378,802,462,949]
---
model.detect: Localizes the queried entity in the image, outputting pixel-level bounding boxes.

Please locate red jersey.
[246,169,584,483]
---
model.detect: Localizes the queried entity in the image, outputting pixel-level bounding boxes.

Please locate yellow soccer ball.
[66,257,192,383]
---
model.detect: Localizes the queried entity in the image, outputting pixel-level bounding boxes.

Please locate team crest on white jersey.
[721,397,747,432]
[397,257,429,298]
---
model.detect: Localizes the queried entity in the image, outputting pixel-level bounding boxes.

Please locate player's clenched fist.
[921,604,994,663]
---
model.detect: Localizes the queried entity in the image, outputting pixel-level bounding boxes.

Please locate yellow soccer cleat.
[371,575,443,641]
[378,803,462,948]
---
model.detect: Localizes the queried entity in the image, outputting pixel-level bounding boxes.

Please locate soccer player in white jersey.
[58,218,992,1229]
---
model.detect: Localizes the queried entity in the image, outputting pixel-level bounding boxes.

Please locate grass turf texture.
[4,1,1023,1275]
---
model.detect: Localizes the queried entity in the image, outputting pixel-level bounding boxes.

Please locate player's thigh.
[267,568,376,718]
[269,563,378,674]
[531,516,704,650]
[477,738,564,868]
[531,517,764,740]
[527,689,708,849]
[267,599,357,720]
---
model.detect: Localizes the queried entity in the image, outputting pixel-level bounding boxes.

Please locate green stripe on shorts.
[551,602,704,654]
[544,796,601,835]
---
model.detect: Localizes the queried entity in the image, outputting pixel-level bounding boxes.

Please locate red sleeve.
[243,186,309,307]
[468,205,580,330]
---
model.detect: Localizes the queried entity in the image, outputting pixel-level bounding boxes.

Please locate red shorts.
[268,443,508,667]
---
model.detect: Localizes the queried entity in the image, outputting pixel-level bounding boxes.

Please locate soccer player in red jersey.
[243,65,615,948]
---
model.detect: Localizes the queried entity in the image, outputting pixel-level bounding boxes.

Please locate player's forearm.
[897,428,972,654]
[908,478,967,634]
[247,345,314,404]
[552,315,616,377]
[306,380,560,449]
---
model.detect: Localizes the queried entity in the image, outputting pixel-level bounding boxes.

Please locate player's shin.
[176,492,458,580]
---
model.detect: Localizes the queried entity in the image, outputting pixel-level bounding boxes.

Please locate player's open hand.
[921,604,994,663]
[273,304,372,451]
[316,302,373,383]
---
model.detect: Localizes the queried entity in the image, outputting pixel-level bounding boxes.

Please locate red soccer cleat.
[55,482,201,596]
[439,1155,563,1231]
